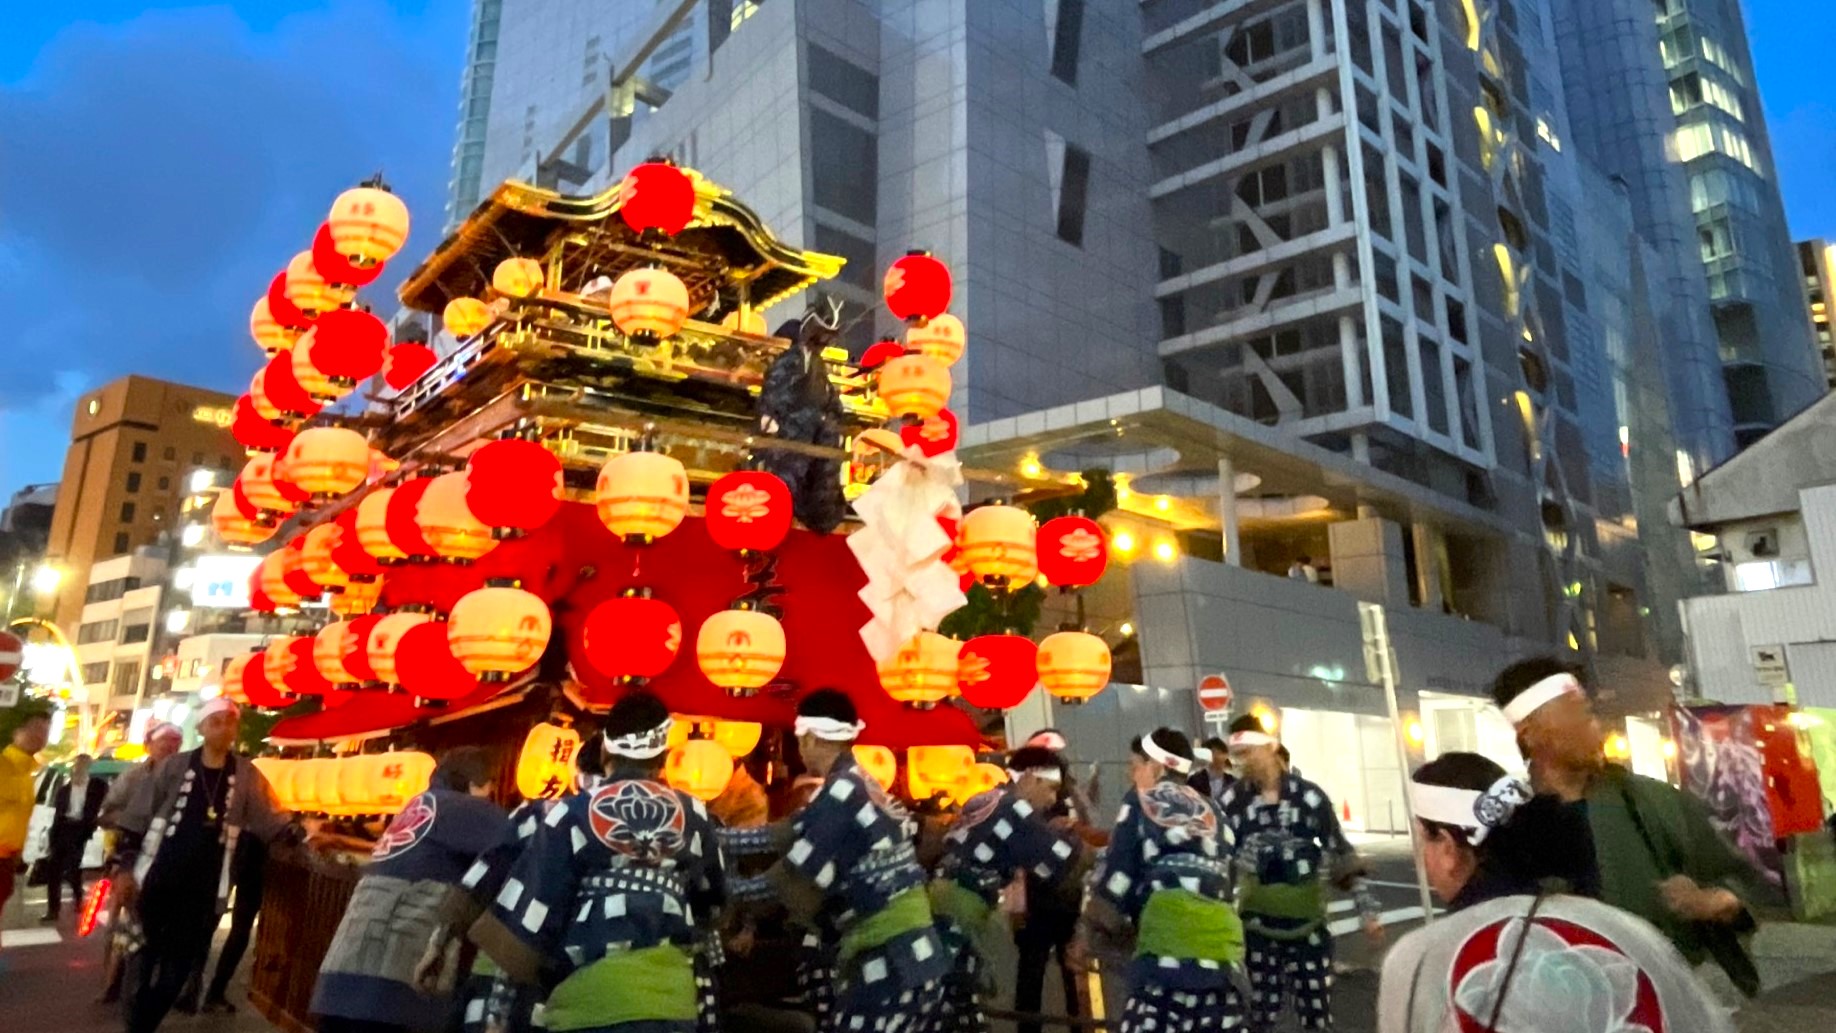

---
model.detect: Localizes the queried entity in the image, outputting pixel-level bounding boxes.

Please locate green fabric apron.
[1239,876,1327,940]
[1136,888,1245,965]
[928,878,1004,986]
[836,886,935,970]
[542,943,697,1031]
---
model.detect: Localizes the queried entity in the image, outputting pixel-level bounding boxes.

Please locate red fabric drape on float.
[270,501,980,749]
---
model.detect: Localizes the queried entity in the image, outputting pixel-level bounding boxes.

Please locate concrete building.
[1797,239,1836,391]
[1550,0,1825,456]
[1670,390,1836,707]
[450,0,1679,822]
[73,549,170,715]
[42,375,242,634]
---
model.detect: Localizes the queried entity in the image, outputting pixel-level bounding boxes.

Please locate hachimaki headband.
[1411,775,1533,845]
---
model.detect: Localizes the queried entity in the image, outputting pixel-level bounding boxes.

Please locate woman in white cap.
[1379,751,1733,1033]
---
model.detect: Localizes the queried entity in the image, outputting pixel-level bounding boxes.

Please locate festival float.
[214,163,1115,1027]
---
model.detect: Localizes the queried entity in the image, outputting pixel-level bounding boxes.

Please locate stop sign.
[1198,673,1232,713]
[0,630,23,682]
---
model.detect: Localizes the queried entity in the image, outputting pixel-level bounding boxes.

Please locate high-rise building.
[41,375,241,634]
[451,0,1682,815]
[1550,0,1825,456]
[1796,239,1836,390]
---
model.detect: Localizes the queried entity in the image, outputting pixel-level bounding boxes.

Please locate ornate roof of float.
[398,171,846,316]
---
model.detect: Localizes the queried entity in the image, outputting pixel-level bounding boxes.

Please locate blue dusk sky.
[1,1,1833,497]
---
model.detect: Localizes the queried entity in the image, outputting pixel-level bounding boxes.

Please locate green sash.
[1240,876,1326,921]
[1136,888,1244,965]
[542,944,697,1031]
[928,878,1004,982]
[837,886,935,969]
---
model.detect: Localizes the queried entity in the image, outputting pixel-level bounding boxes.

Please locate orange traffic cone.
[1342,800,1352,822]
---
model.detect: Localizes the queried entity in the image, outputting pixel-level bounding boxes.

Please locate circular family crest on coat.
[1449,915,1666,1033]
[588,779,688,861]
[372,791,438,861]
[1137,781,1220,840]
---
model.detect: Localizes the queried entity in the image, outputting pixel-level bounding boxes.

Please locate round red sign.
[1197,673,1232,712]
[0,630,24,682]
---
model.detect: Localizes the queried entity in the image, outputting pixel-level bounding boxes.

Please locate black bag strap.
[1482,891,1550,1033]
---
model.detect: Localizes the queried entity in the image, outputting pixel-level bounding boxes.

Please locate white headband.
[1140,733,1193,775]
[1411,775,1532,845]
[1501,673,1582,727]
[1192,746,1213,764]
[604,717,673,759]
[146,721,183,743]
[795,715,866,742]
[1026,731,1067,752]
[1228,730,1277,749]
[198,697,241,722]
[1008,767,1063,784]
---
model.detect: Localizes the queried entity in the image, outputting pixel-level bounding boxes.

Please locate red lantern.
[311,223,386,288]
[1037,515,1108,588]
[339,614,383,682]
[395,621,480,702]
[240,651,292,709]
[262,352,323,416]
[465,439,562,532]
[267,271,311,330]
[384,342,438,390]
[240,454,301,518]
[266,635,330,696]
[704,471,793,553]
[331,509,384,581]
[310,308,390,383]
[232,395,294,453]
[957,635,1039,709]
[882,251,952,324]
[617,161,697,236]
[582,593,682,682]
[278,538,322,600]
[385,477,439,559]
[899,408,959,457]
[367,612,434,685]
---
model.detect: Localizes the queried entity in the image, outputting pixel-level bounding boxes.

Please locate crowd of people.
[0,652,1772,1033]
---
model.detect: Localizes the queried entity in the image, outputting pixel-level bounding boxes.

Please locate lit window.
[1733,561,1780,593]
[731,1,760,31]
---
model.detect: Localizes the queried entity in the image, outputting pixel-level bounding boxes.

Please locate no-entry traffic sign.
[1198,673,1232,713]
[0,629,23,682]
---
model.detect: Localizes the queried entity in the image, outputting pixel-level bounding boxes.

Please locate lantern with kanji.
[608,267,691,342]
[492,257,544,298]
[1037,631,1112,705]
[595,451,689,543]
[900,408,960,458]
[617,161,697,236]
[416,472,498,562]
[446,585,552,680]
[957,634,1038,709]
[286,250,351,316]
[907,744,974,802]
[211,489,271,548]
[665,740,733,802]
[250,296,297,355]
[443,297,492,339]
[906,313,965,367]
[397,621,481,703]
[313,223,386,290]
[240,453,301,518]
[366,611,434,686]
[695,606,785,697]
[853,746,897,790]
[328,183,411,266]
[282,427,371,498]
[240,650,292,709]
[355,487,408,562]
[581,591,681,683]
[959,504,1038,585]
[465,439,563,534]
[313,621,361,686]
[1037,515,1108,588]
[516,723,583,800]
[877,631,962,709]
[883,251,952,324]
[875,353,951,420]
[704,470,793,553]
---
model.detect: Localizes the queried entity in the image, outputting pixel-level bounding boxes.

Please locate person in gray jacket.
[114,697,301,1033]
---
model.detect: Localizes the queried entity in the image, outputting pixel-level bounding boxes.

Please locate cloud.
[0,2,465,415]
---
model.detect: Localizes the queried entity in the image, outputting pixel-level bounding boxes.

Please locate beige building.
[43,375,241,634]
[1796,240,1836,391]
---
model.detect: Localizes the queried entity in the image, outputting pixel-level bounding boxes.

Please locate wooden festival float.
[211,163,1116,1029]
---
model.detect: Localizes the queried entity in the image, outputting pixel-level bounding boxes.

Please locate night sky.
[1,1,1832,495]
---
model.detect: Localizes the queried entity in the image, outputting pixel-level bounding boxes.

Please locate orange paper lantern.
[853,746,897,790]
[211,490,271,548]
[876,631,962,709]
[516,722,583,800]
[907,745,975,802]
[594,452,689,542]
[443,297,492,339]
[959,504,1038,584]
[668,716,764,759]
[446,586,552,679]
[366,611,434,685]
[416,472,498,562]
[282,427,371,498]
[876,353,951,420]
[491,256,544,298]
[285,250,352,316]
[355,487,408,562]
[665,740,734,802]
[906,313,965,367]
[240,453,300,518]
[300,524,351,592]
[330,576,384,617]
[289,329,342,401]
[1037,631,1112,705]
[313,621,361,685]
[328,185,411,266]
[221,655,254,705]
[695,608,786,697]
[250,296,297,355]
[608,267,691,341]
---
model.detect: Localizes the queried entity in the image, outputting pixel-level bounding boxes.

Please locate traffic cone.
[1342,800,1352,822]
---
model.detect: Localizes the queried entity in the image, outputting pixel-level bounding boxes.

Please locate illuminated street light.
[30,564,61,595]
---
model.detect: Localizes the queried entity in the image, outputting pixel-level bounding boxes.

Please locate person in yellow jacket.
[1,710,53,925]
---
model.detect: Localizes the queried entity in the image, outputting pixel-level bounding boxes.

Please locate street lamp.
[30,563,61,595]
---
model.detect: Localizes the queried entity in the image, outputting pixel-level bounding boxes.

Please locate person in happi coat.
[1492,657,1763,998]
[1379,752,1732,1033]
[1075,727,1245,1032]
[469,692,728,1033]
[97,720,183,1005]
[311,747,508,1033]
[930,746,1090,1032]
[726,689,951,1033]
[113,698,302,1033]
[1218,715,1382,1032]
[1009,728,1104,1033]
